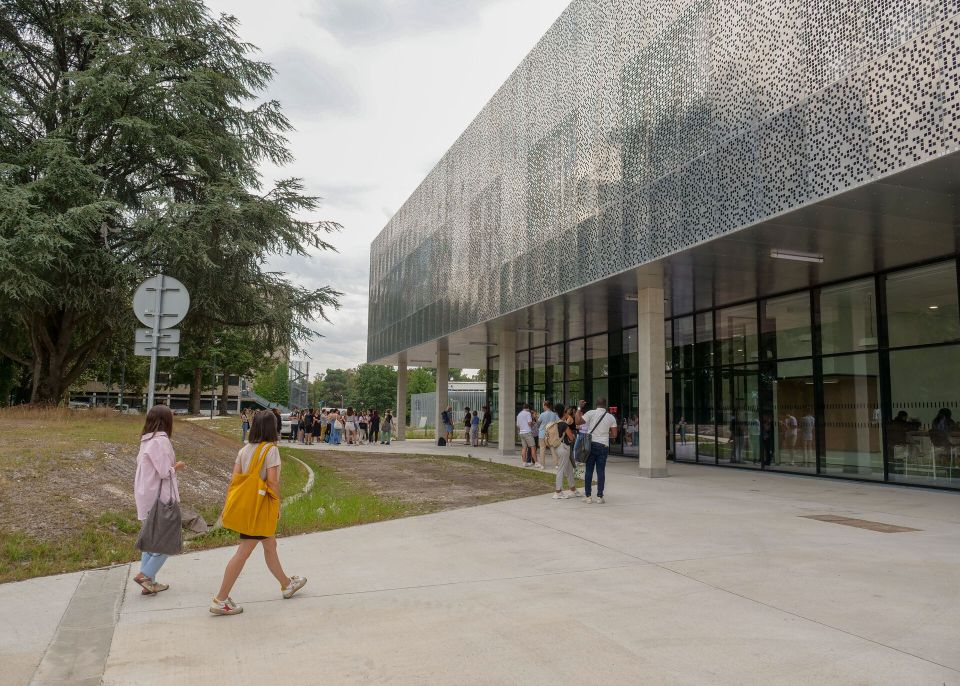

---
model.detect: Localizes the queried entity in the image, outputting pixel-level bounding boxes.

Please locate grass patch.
[0,527,138,583]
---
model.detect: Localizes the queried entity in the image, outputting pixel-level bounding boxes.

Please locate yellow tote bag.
[221,442,280,537]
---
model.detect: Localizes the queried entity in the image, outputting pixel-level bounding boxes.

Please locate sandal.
[141,582,169,595]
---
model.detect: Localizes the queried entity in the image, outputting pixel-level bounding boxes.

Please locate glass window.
[591,378,609,407]
[717,304,758,365]
[623,328,638,375]
[765,359,816,473]
[673,371,695,462]
[587,334,609,378]
[516,351,530,402]
[886,262,960,349]
[567,339,585,381]
[888,344,960,488]
[695,312,715,368]
[761,293,812,360]
[624,376,639,457]
[695,367,717,463]
[820,279,878,355]
[665,320,674,373]
[531,347,546,385]
[565,380,584,409]
[717,365,761,467]
[674,316,694,369]
[547,344,564,386]
[821,354,883,480]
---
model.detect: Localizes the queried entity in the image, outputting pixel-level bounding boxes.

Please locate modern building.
[368,0,960,490]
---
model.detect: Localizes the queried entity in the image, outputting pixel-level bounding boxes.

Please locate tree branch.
[0,343,29,367]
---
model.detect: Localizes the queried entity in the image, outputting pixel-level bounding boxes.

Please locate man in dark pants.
[579,397,618,504]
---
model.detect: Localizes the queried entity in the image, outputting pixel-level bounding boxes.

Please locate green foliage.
[350,364,396,412]
[312,367,353,408]
[0,0,340,403]
[253,361,289,406]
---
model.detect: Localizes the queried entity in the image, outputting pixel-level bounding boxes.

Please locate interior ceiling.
[376,152,960,370]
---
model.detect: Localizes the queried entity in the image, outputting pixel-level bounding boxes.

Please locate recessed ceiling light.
[770,249,824,264]
[929,305,940,310]
[517,328,548,334]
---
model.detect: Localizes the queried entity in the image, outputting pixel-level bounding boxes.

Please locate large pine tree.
[0,0,339,403]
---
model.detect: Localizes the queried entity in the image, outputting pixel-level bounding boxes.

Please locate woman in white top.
[210,411,306,616]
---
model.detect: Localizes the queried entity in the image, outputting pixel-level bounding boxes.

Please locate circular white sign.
[133,275,191,329]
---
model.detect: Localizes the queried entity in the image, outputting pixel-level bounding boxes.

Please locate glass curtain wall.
[663,256,960,489]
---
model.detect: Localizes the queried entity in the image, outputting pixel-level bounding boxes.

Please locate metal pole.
[119,358,126,409]
[106,359,112,408]
[210,354,217,419]
[146,275,164,410]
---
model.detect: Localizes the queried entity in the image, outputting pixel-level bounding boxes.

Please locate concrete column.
[435,342,449,443]
[637,280,668,478]
[498,329,517,456]
[395,352,407,441]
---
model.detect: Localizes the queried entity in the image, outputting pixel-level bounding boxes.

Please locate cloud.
[309,0,498,44]
[264,48,361,119]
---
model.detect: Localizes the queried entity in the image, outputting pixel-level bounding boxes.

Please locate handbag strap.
[588,410,608,434]
[248,442,274,477]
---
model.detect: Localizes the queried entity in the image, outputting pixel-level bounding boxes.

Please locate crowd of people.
[240,407,398,446]
[438,405,493,447]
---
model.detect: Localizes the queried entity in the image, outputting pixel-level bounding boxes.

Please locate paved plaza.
[4,454,959,685]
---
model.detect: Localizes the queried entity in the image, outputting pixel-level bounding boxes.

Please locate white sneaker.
[597,497,605,504]
[282,576,307,599]
[537,464,544,471]
[209,596,243,616]
[571,490,582,497]
[552,492,563,500]
[584,497,593,504]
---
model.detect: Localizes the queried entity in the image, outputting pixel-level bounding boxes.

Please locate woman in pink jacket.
[133,405,185,595]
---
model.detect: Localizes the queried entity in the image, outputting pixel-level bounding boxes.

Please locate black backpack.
[437,437,447,446]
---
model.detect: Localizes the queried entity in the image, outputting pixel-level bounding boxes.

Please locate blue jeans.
[140,551,168,580]
[331,428,341,444]
[584,442,609,498]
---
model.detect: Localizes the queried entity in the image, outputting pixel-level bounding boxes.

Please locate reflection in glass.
[673,371,695,462]
[761,293,812,360]
[532,347,546,385]
[623,328,638,375]
[547,343,563,394]
[886,261,960,349]
[821,354,883,480]
[674,316,694,369]
[565,380,584,409]
[765,359,816,473]
[624,376,639,457]
[888,344,960,487]
[717,304,758,365]
[587,334,609,378]
[820,279,878,355]
[665,320,674,372]
[516,350,530,404]
[718,366,760,467]
[695,312,714,367]
[567,339,585,380]
[695,367,716,463]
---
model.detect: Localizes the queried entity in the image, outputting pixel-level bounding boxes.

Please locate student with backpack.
[470,410,480,446]
[211,410,306,616]
[552,405,582,499]
[538,401,560,468]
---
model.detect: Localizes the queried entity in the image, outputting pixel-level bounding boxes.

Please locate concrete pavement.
[3,460,959,685]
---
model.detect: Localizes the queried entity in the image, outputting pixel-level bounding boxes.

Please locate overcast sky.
[201,0,571,376]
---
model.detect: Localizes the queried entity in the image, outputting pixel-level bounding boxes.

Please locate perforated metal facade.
[367,0,960,364]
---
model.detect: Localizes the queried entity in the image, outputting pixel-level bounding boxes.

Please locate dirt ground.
[311,451,555,510]
[0,409,235,539]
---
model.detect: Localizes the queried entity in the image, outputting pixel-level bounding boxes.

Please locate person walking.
[553,405,582,499]
[240,410,250,443]
[537,400,560,468]
[381,410,394,445]
[210,411,306,616]
[516,403,539,468]
[133,404,185,595]
[581,397,618,504]
[370,410,381,444]
[462,407,472,445]
[480,406,492,446]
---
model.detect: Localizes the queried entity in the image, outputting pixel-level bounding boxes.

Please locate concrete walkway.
[3,461,959,685]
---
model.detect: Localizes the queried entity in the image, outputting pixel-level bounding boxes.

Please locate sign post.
[133,275,190,410]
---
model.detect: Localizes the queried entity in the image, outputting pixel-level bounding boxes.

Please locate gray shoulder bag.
[136,476,183,556]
